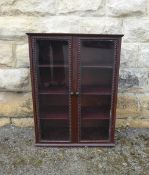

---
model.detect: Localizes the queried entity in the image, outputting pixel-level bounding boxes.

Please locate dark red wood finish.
[27,33,123,147]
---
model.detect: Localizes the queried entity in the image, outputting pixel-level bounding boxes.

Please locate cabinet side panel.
[111,38,122,143]
[28,36,40,143]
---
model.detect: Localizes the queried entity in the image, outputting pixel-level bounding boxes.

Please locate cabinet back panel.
[37,40,68,65]
[81,40,114,66]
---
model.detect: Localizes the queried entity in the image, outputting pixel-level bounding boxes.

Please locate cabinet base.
[35,142,115,147]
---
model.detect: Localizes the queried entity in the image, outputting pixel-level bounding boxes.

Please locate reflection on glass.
[37,40,68,65]
[81,120,109,140]
[40,119,69,140]
[37,39,70,141]
[80,39,113,141]
[81,68,113,92]
[81,40,114,66]
[37,40,69,92]
[39,94,69,116]
[81,95,111,116]
[38,67,68,92]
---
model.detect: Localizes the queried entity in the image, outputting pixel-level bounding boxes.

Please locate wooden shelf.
[38,64,68,68]
[82,114,109,120]
[40,113,69,120]
[82,87,112,95]
[81,65,113,69]
[39,88,68,95]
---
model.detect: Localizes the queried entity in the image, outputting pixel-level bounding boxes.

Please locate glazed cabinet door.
[76,37,116,143]
[30,36,72,143]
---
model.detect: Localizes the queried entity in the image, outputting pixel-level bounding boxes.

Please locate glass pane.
[40,119,69,141]
[80,39,113,141]
[38,67,68,92]
[37,39,70,141]
[39,94,69,117]
[37,40,68,65]
[81,95,111,118]
[81,40,114,66]
[81,120,109,140]
[81,68,113,92]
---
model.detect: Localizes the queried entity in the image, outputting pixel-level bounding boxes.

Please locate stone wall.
[0,0,149,128]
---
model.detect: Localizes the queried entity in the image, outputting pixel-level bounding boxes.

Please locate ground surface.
[0,126,149,175]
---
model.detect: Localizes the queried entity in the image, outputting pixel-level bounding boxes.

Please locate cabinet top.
[26,33,124,37]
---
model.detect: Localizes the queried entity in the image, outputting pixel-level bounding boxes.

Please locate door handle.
[70,92,79,95]
[75,92,79,95]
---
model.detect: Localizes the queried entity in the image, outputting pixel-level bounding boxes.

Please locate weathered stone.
[79,17,122,34]
[0,0,56,15]
[127,119,149,128]
[0,0,104,16]
[123,18,149,42]
[0,68,30,91]
[36,17,122,34]
[116,119,149,128]
[119,68,149,93]
[0,16,37,39]
[116,119,129,127]
[138,44,149,68]
[0,16,122,38]
[148,0,149,15]
[0,118,10,127]
[36,16,122,33]
[57,0,104,16]
[0,92,33,117]
[16,44,29,68]
[138,94,149,117]
[11,118,34,127]
[35,16,80,33]
[0,41,14,67]
[116,94,140,118]
[107,0,146,17]
[120,43,138,68]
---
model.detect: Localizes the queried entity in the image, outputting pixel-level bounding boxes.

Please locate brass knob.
[75,92,79,95]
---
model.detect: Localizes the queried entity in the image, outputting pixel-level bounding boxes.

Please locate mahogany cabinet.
[27,33,123,146]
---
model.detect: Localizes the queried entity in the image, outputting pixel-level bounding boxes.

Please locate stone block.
[16,44,29,68]
[0,0,104,16]
[0,92,33,117]
[128,119,149,128]
[116,119,128,127]
[0,41,14,67]
[0,68,30,91]
[57,0,104,16]
[138,44,149,68]
[11,118,34,127]
[138,94,149,117]
[36,17,122,34]
[36,16,81,33]
[79,17,122,34]
[0,16,37,39]
[116,94,140,118]
[107,0,146,17]
[0,0,56,15]
[0,118,10,127]
[119,68,149,93]
[0,16,122,38]
[123,18,149,42]
[120,43,138,68]
[116,119,149,128]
